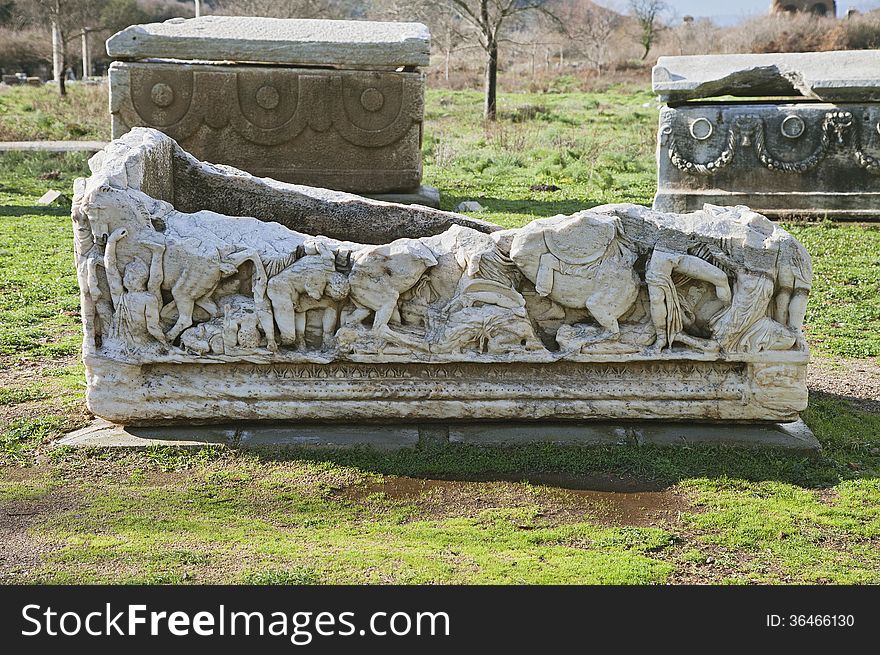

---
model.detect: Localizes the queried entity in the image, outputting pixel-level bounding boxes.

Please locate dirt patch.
[0,354,79,388]
[340,474,689,528]
[0,488,78,583]
[808,357,880,413]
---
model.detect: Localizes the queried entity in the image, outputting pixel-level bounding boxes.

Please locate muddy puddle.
[340,473,688,528]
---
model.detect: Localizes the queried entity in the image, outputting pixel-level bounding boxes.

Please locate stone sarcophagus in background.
[106,16,437,205]
[72,129,812,428]
[653,51,880,219]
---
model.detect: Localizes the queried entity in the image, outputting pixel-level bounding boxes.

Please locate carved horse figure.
[509,211,640,342]
[80,182,276,349]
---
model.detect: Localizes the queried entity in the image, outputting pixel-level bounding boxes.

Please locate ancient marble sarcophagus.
[653,51,880,219]
[106,16,436,205]
[72,129,811,427]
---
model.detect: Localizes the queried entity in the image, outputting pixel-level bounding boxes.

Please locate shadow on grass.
[100,391,877,492]
[0,205,69,217]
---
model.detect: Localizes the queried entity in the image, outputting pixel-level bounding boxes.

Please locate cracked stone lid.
[653,51,880,103]
[106,16,431,69]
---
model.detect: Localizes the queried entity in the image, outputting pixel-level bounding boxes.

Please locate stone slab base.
[367,185,440,208]
[654,191,880,220]
[56,419,820,451]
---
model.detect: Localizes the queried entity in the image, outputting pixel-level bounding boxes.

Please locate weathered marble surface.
[109,61,425,193]
[107,16,431,68]
[653,51,880,218]
[106,17,432,199]
[653,51,880,103]
[73,129,812,424]
[654,102,880,217]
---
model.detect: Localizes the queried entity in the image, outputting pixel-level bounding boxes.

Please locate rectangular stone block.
[106,17,430,196]
[653,51,880,103]
[654,102,880,218]
[106,16,431,68]
[83,354,808,425]
[71,129,813,436]
[109,61,424,193]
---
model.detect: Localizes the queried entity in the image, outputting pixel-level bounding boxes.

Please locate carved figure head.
[81,181,171,246]
[734,115,761,147]
[823,111,853,145]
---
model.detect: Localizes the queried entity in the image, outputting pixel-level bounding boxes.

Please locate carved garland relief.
[116,66,423,149]
[661,109,880,176]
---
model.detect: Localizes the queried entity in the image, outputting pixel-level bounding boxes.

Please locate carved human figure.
[266,241,341,348]
[773,235,812,341]
[344,239,438,348]
[645,250,732,352]
[291,272,350,350]
[103,228,168,348]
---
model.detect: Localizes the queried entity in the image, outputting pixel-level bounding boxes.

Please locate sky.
[595,0,880,25]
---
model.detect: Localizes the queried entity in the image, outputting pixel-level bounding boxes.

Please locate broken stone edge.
[653,50,880,102]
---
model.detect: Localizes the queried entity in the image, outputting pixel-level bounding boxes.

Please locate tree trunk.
[81,30,89,79]
[445,47,450,82]
[483,40,498,121]
[52,20,66,96]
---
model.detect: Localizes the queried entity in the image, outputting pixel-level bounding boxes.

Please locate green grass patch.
[0,383,48,405]
[0,83,108,142]
[1,415,68,464]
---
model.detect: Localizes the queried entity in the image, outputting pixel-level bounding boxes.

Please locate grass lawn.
[0,83,878,584]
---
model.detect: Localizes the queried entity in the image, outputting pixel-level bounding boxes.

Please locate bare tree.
[215,0,355,19]
[562,1,622,75]
[442,0,558,120]
[41,0,107,95]
[628,0,667,60]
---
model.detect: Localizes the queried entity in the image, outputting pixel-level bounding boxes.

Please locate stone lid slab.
[653,50,880,102]
[107,16,430,68]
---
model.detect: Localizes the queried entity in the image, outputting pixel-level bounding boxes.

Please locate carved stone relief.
[110,62,424,194]
[654,103,880,217]
[74,129,812,424]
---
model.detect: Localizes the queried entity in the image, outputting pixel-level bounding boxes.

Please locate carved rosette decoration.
[73,130,813,423]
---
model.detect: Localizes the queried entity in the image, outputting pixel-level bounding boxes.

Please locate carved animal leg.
[166,294,195,343]
[195,295,218,318]
[774,289,792,326]
[256,301,278,352]
[372,299,398,332]
[344,306,372,328]
[267,277,297,346]
[321,308,338,348]
[584,301,621,342]
[788,290,809,333]
[294,311,307,349]
[646,285,669,352]
[674,254,731,303]
[673,332,720,352]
